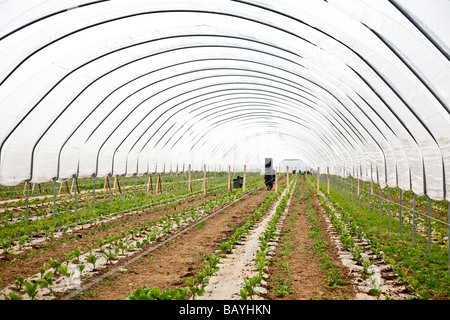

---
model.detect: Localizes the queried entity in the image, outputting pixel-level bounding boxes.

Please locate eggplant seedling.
[95,237,106,250]
[77,263,86,275]
[3,291,23,300]
[49,257,62,276]
[217,241,231,254]
[58,264,71,278]
[23,281,39,300]
[73,247,83,263]
[38,271,54,295]
[103,249,118,265]
[87,253,98,270]
[14,274,25,291]
[362,257,373,277]
[39,263,50,280]
[64,251,76,265]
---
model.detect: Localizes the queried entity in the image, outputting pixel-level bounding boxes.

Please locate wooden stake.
[58,181,63,196]
[23,181,28,196]
[147,174,153,194]
[188,165,192,193]
[65,181,71,195]
[113,176,118,193]
[103,176,108,192]
[202,164,207,196]
[156,173,162,194]
[356,178,360,199]
[243,165,247,194]
[115,176,121,194]
[70,179,74,194]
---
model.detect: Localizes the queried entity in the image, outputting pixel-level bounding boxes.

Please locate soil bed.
[263,175,356,300]
[82,184,278,300]
[0,191,218,290]
[1,175,372,301]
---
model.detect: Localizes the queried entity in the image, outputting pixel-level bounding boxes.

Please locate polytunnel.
[0,0,450,201]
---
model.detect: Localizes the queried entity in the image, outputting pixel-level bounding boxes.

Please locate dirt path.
[264,176,356,300]
[199,186,291,300]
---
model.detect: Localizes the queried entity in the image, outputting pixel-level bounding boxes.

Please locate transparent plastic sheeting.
[0,0,449,201]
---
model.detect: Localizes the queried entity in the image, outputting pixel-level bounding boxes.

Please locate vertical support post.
[58,181,63,196]
[388,187,391,230]
[370,180,373,197]
[243,165,246,194]
[357,178,360,206]
[92,175,96,211]
[53,178,57,221]
[74,176,78,214]
[202,164,207,196]
[399,189,402,234]
[448,202,450,275]
[327,167,330,194]
[65,181,71,195]
[25,180,30,226]
[122,175,125,204]
[144,172,148,198]
[228,165,232,192]
[351,176,354,201]
[115,175,121,194]
[373,182,376,214]
[147,173,153,195]
[358,179,365,208]
[188,165,192,193]
[412,193,416,246]
[156,173,162,195]
[379,186,382,220]
[316,167,320,195]
[428,196,431,256]
[107,175,112,203]
[134,174,137,202]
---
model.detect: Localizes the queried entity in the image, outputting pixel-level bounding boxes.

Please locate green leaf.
[239,288,248,300]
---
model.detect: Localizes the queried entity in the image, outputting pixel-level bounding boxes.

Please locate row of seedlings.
[321,172,450,265]
[316,173,450,299]
[124,181,290,300]
[313,175,430,299]
[239,178,296,300]
[0,174,262,261]
[0,180,263,300]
